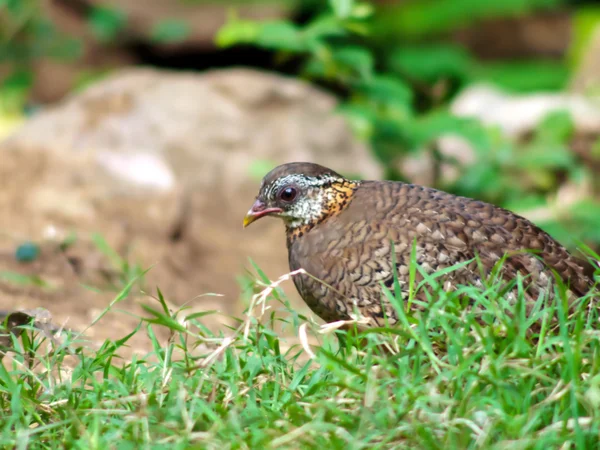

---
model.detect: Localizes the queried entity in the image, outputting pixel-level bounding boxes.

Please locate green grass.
[1,263,600,449]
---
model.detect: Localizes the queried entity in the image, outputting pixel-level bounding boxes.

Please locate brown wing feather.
[289,180,596,325]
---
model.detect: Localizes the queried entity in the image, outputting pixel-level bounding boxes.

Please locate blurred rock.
[451,83,600,138]
[0,67,380,342]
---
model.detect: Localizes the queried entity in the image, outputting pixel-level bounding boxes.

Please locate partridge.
[243,162,596,327]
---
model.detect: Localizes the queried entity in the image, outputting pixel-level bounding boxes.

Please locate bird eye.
[279,187,297,202]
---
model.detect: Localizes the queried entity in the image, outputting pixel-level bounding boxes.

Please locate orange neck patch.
[286,179,359,245]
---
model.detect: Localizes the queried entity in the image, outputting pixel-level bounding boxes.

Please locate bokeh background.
[1,0,599,351]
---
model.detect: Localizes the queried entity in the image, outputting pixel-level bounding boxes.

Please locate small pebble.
[15,242,40,263]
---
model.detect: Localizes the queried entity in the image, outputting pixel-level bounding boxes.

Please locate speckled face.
[244,163,360,233]
[258,173,340,228]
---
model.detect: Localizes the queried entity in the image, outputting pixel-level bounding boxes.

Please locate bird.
[243,162,597,328]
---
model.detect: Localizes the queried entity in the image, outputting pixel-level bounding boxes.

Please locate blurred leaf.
[303,56,332,80]
[343,22,370,36]
[514,110,576,172]
[0,272,50,288]
[592,138,600,159]
[255,21,306,51]
[151,20,191,43]
[409,111,490,151]
[569,6,600,69]
[304,45,374,83]
[215,18,260,48]
[473,61,569,92]
[329,0,353,19]
[59,232,78,252]
[91,233,124,271]
[504,194,548,213]
[332,46,374,80]
[569,201,600,241]
[515,143,574,170]
[45,36,83,61]
[355,75,413,113]
[337,104,376,139]
[352,3,374,19]
[0,71,32,114]
[534,110,574,143]
[540,200,600,245]
[452,162,506,200]
[535,220,573,246]
[389,44,473,83]
[3,0,23,15]
[302,15,348,43]
[370,118,412,164]
[0,70,32,94]
[375,0,564,39]
[216,19,307,52]
[88,6,127,42]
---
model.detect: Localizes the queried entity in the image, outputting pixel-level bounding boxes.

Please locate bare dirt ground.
[0,236,318,362]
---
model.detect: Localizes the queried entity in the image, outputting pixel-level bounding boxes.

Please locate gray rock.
[0,67,380,343]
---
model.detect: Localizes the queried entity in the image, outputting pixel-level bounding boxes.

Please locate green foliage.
[151,20,191,43]
[388,46,570,92]
[1,260,599,447]
[570,5,600,68]
[0,0,82,110]
[0,71,33,114]
[0,0,83,64]
[389,44,473,84]
[88,5,127,43]
[2,0,600,246]
[473,61,570,92]
[2,3,600,445]
[217,0,600,249]
[0,0,191,110]
[373,0,564,39]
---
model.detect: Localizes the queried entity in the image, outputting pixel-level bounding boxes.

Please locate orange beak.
[243,199,283,228]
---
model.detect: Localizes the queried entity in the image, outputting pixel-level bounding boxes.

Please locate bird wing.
[337,181,594,304]
[290,180,596,324]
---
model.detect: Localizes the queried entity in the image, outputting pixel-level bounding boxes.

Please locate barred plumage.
[244,162,596,327]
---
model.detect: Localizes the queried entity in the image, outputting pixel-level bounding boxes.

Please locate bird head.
[243,162,357,230]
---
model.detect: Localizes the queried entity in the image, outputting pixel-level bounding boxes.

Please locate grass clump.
[1,265,600,449]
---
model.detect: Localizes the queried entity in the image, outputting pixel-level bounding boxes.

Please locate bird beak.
[243,199,283,228]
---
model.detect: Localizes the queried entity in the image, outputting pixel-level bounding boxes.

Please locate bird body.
[244,162,596,327]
